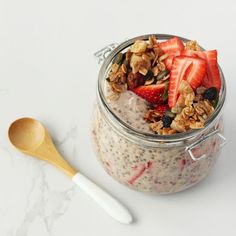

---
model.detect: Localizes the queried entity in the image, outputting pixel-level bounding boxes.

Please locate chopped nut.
[139,66,148,76]
[185,40,201,51]
[144,109,161,122]
[111,83,123,93]
[162,127,176,135]
[153,45,163,56]
[150,121,163,133]
[157,61,166,71]
[179,80,193,95]
[194,103,205,115]
[148,35,158,47]
[146,51,156,60]
[152,66,159,76]
[159,53,168,62]
[125,49,132,60]
[171,120,187,133]
[198,115,205,122]
[182,106,195,116]
[196,86,207,95]
[111,63,119,73]
[189,121,204,129]
[130,54,142,73]
[130,40,147,53]
[145,78,155,85]
[203,100,215,116]
[194,94,203,102]
[184,93,195,107]
[121,64,127,74]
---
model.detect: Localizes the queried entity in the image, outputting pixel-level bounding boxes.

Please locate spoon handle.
[72,172,133,224]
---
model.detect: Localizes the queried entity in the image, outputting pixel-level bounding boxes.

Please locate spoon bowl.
[9,118,45,151]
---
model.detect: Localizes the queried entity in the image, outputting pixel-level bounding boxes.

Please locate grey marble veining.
[0,125,79,235]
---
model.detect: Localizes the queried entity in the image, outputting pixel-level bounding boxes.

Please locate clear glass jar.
[91,34,226,194]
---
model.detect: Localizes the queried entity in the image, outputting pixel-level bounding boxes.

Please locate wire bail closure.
[186,129,226,161]
[94,43,119,64]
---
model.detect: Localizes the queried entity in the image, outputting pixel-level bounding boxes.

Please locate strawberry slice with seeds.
[168,56,192,108]
[164,55,175,70]
[168,56,206,108]
[159,37,184,70]
[181,50,221,91]
[184,57,206,89]
[159,37,185,53]
[133,83,165,104]
[202,50,221,91]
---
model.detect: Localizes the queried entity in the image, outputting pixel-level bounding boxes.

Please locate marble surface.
[0,0,236,235]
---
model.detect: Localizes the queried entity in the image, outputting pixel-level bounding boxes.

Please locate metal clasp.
[186,129,226,161]
[94,43,119,64]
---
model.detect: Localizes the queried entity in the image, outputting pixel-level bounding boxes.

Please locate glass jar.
[91,34,226,194]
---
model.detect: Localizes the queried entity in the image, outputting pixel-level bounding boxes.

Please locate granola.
[107,36,168,94]
[106,36,221,135]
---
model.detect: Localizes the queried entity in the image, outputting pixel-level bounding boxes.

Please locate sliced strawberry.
[168,56,192,108]
[184,57,206,89]
[159,37,184,53]
[159,37,184,70]
[133,83,165,104]
[165,55,175,70]
[168,56,206,107]
[202,50,221,91]
[181,49,205,58]
[154,104,169,116]
[181,50,221,91]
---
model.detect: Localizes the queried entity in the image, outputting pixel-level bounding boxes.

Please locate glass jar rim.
[97,34,226,146]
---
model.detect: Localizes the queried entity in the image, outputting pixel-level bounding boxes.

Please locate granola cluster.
[106,36,169,95]
[185,40,201,51]
[147,81,215,134]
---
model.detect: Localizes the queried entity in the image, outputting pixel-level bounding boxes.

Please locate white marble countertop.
[0,0,236,235]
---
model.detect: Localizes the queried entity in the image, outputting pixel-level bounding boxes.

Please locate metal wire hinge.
[94,43,119,64]
[186,129,226,161]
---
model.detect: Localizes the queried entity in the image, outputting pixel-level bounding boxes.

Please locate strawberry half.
[181,50,221,91]
[133,83,165,104]
[168,56,206,108]
[159,37,184,70]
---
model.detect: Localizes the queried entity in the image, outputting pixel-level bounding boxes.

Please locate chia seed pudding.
[91,34,226,193]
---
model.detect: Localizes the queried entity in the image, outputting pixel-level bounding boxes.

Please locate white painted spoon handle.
[72,172,133,224]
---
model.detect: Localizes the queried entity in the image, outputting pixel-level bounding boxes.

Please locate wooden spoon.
[8,117,133,224]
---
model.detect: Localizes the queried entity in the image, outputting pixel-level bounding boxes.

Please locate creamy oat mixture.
[92,106,222,193]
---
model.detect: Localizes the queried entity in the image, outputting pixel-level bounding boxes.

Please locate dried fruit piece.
[127,72,145,90]
[162,116,173,127]
[203,87,218,101]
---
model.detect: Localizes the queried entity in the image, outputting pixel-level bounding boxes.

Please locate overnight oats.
[91,34,226,194]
